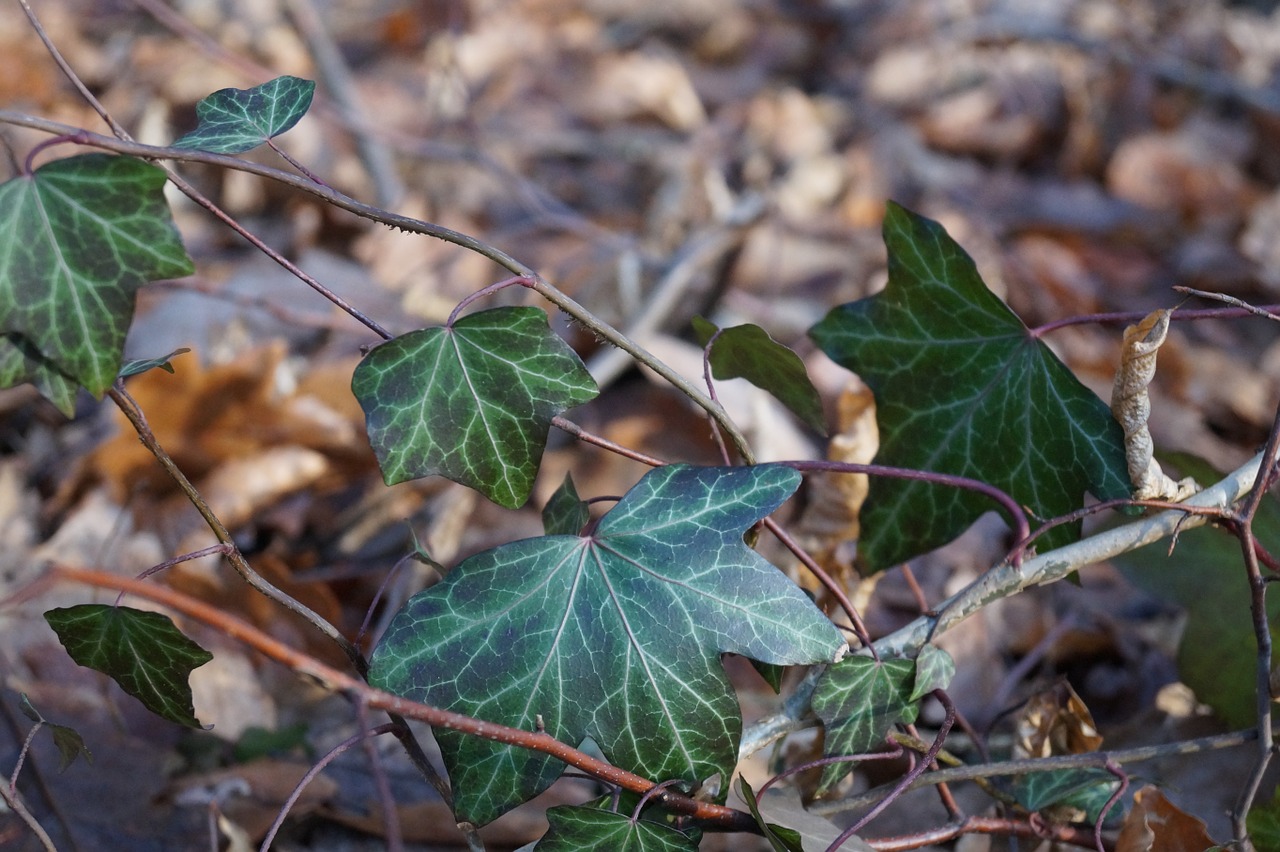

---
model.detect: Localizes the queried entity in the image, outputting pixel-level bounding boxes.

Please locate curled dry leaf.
[1115,785,1218,852]
[789,379,877,607]
[1110,309,1198,501]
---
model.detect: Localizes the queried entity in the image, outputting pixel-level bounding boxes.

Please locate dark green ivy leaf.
[369,464,846,825]
[543,472,590,535]
[537,806,699,851]
[0,155,194,398]
[44,604,213,728]
[353,307,598,508]
[172,76,316,154]
[809,202,1129,571]
[692,316,827,435]
[19,694,92,771]
[812,655,919,793]
[1008,768,1120,824]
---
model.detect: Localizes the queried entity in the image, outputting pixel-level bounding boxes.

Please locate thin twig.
[0,110,756,461]
[108,385,363,671]
[815,725,1263,816]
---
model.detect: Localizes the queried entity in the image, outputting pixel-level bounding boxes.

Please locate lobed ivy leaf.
[369,464,846,825]
[811,655,919,793]
[353,307,598,508]
[172,76,316,154]
[537,806,698,851]
[0,154,194,398]
[543,472,590,535]
[19,694,92,771]
[692,316,827,435]
[809,202,1129,571]
[44,604,213,728]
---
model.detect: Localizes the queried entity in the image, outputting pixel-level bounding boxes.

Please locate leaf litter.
[1,0,1279,847]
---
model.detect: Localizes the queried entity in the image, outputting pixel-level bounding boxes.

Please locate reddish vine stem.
[1230,401,1280,846]
[831,690,956,851]
[445,275,536,327]
[41,565,761,834]
[784,460,1030,566]
[121,542,232,605]
[865,815,1104,852]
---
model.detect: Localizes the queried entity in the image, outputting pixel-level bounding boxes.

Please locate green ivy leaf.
[537,806,699,851]
[736,777,805,852]
[353,307,598,508]
[172,76,316,154]
[543,473,590,536]
[369,464,846,825]
[118,347,190,379]
[19,694,92,771]
[809,202,1129,571]
[692,317,827,435]
[812,655,919,793]
[44,604,213,728]
[0,334,79,415]
[910,644,955,702]
[1008,768,1120,823]
[0,155,194,397]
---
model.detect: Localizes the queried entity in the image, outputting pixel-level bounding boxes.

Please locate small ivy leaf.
[369,464,846,825]
[0,334,79,415]
[812,655,919,794]
[353,307,598,508]
[692,316,827,435]
[0,154,194,397]
[736,777,805,852]
[118,347,191,379]
[172,76,317,154]
[909,644,955,702]
[44,604,214,728]
[543,472,590,536]
[18,695,93,771]
[1008,768,1120,824]
[809,202,1130,571]
[537,806,699,851]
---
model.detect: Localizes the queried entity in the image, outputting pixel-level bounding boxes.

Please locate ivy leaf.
[0,334,79,415]
[543,473,590,536]
[172,76,316,154]
[537,806,699,851]
[353,307,598,508]
[736,777,805,852]
[119,347,190,379]
[0,155,194,397]
[692,317,827,435]
[44,605,213,728]
[812,655,919,793]
[809,202,1129,571]
[910,644,955,702]
[369,464,846,825]
[1008,768,1120,823]
[19,694,92,771]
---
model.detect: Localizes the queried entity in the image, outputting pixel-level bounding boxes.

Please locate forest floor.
[3,0,1280,849]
